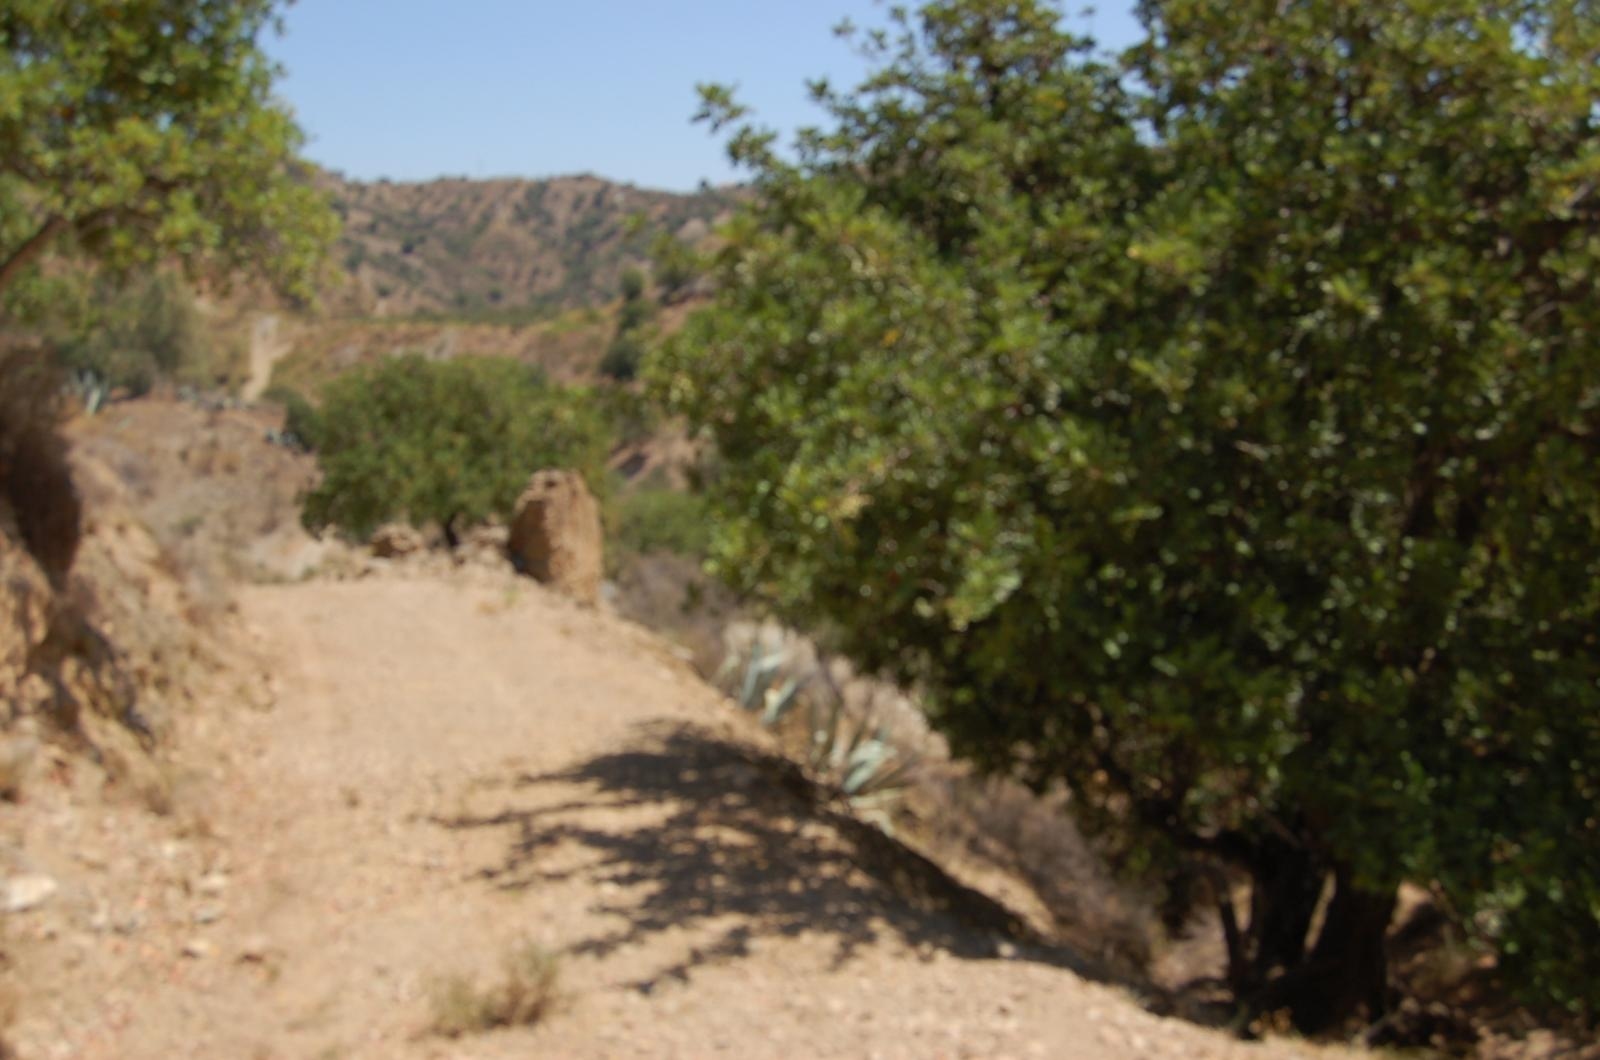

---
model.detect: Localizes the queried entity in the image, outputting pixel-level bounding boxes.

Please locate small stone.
[238,935,271,962]
[3,873,59,913]
[182,938,213,959]
[196,872,229,895]
[193,904,224,925]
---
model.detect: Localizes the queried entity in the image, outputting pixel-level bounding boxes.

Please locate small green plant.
[429,941,561,1037]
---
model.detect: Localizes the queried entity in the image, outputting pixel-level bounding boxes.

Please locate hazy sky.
[264,1,1143,193]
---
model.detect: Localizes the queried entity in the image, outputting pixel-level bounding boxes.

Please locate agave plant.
[720,637,920,824]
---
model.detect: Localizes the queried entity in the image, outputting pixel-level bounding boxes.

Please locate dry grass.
[428,941,562,1037]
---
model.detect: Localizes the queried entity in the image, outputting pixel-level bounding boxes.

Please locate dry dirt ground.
[3,552,1364,1060]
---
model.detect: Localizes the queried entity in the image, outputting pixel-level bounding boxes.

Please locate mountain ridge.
[323,171,734,320]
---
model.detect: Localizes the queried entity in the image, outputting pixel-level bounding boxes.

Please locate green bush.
[598,332,645,383]
[54,273,210,395]
[590,385,663,448]
[600,267,658,382]
[611,484,710,560]
[301,355,609,542]
[262,385,323,451]
[657,0,1600,1030]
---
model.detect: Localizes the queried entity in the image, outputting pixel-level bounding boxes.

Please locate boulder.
[507,470,602,604]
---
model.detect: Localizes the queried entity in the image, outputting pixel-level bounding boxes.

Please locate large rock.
[507,470,602,604]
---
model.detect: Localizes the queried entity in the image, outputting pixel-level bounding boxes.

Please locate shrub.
[611,483,710,560]
[598,332,645,383]
[262,385,323,451]
[428,942,561,1036]
[301,355,609,543]
[54,273,211,396]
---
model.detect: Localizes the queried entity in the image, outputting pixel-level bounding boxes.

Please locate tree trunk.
[1246,868,1397,1035]
[1245,838,1325,986]
[1216,837,1325,996]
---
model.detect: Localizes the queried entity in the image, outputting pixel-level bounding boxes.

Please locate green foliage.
[618,267,646,303]
[263,384,322,451]
[0,0,337,300]
[301,355,609,541]
[54,273,210,396]
[611,483,711,560]
[655,0,1600,1022]
[590,384,663,448]
[599,331,646,383]
[600,268,658,382]
[649,230,701,305]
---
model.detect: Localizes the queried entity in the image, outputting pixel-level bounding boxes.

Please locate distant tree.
[302,355,609,544]
[599,332,645,383]
[0,0,337,302]
[600,269,656,382]
[618,267,647,303]
[655,0,1600,1032]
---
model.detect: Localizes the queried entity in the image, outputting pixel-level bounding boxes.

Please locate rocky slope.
[327,173,730,319]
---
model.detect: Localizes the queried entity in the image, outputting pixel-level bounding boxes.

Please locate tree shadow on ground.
[432,720,1115,994]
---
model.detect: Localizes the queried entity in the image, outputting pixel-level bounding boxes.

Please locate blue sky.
[265,1,1143,193]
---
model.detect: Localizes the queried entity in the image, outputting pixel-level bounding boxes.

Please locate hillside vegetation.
[326,173,731,319]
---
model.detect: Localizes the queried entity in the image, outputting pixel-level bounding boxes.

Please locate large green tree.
[301,355,610,544]
[654,0,1600,1031]
[0,0,335,301]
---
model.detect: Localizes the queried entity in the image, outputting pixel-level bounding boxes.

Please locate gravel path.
[6,567,1355,1059]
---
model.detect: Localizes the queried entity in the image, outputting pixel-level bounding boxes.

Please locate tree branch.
[0,215,69,298]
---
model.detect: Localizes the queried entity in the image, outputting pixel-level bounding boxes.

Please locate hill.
[325,173,731,320]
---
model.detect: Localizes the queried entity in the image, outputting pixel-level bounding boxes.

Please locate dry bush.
[429,942,561,1037]
[0,344,80,586]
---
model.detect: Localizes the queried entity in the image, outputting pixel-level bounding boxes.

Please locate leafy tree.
[0,0,337,301]
[302,355,609,544]
[653,0,1600,1031]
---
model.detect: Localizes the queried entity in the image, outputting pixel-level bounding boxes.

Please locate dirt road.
[7,566,1349,1059]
